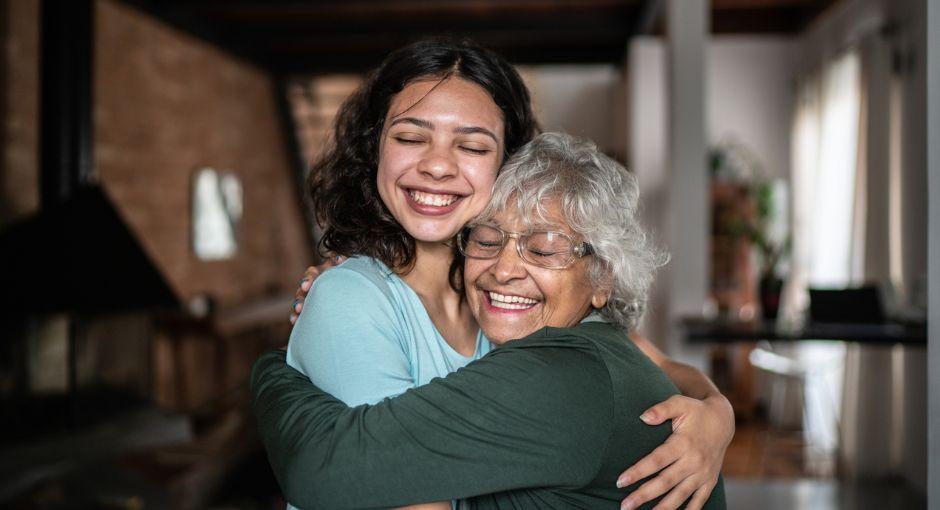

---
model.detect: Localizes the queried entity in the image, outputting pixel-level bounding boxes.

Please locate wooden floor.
[722,418,815,478]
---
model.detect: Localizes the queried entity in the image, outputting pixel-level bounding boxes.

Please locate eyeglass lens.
[462,225,577,268]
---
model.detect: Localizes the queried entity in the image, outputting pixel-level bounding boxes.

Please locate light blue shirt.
[285,257,490,510]
[287,256,491,407]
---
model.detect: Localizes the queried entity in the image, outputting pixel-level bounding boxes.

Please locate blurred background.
[0,0,936,508]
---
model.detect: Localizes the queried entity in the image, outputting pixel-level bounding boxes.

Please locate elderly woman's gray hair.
[475,132,664,331]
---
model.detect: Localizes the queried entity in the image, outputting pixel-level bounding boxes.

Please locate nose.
[490,237,528,283]
[417,144,458,181]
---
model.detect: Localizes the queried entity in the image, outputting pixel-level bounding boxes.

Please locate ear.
[591,287,611,309]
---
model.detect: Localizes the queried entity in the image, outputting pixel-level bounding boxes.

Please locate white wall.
[629,36,797,354]
[519,65,624,158]
[628,39,670,347]
[708,38,796,180]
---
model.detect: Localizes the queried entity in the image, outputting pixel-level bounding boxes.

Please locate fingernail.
[299,278,309,285]
[301,280,311,291]
[290,313,296,323]
[621,499,636,510]
[640,412,654,424]
[616,475,630,488]
[292,298,302,311]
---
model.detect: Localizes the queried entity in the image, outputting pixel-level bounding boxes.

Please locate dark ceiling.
[122,0,839,75]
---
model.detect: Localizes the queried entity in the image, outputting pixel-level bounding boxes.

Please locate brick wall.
[0,0,40,227]
[94,0,312,307]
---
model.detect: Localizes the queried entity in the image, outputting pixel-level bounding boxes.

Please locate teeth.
[488,292,538,310]
[409,190,458,207]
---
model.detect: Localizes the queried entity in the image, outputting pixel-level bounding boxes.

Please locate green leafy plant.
[710,141,790,280]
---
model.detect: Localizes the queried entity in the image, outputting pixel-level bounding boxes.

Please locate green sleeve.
[251,338,614,509]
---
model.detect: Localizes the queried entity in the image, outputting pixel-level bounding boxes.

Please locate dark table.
[682,317,927,346]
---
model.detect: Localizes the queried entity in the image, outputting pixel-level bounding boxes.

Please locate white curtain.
[790,50,863,305]
[786,49,862,472]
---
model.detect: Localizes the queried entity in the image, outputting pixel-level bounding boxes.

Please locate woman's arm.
[252,341,615,509]
[287,263,451,510]
[621,334,735,510]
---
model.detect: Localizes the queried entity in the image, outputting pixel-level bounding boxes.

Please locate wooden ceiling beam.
[119,0,841,75]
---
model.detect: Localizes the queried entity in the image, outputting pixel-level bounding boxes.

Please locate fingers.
[650,476,702,510]
[289,298,302,324]
[617,439,682,490]
[289,270,314,324]
[289,257,346,324]
[641,394,697,426]
[620,461,690,510]
[292,284,307,312]
[292,266,320,317]
[303,265,319,288]
[679,484,714,510]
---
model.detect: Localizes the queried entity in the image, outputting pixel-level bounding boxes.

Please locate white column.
[665,0,709,362]
[927,0,940,505]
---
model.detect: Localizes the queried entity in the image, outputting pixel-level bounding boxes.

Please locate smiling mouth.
[486,291,540,311]
[408,189,459,207]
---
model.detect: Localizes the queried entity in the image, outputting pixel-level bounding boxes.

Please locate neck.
[399,240,459,300]
[400,239,478,357]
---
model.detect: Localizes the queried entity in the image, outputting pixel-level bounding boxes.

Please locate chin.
[486,335,512,346]
[484,326,537,346]
[406,221,462,243]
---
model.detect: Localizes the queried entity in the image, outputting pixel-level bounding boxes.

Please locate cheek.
[376,148,408,200]
[464,158,500,194]
[543,276,591,318]
[375,163,392,205]
[463,261,486,289]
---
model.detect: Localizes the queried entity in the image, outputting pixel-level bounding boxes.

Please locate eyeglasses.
[457,224,594,270]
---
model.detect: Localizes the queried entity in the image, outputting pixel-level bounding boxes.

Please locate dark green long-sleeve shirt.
[251,321,726,509]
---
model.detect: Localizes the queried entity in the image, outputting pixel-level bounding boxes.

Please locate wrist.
[703,394,735,440]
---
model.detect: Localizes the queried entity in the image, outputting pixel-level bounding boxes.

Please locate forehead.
[386,77,503,127]
[488,199,574,234]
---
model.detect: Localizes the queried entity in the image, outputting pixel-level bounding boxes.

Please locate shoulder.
[476,326,613,397]
[313,256,395,292]
[522,321,652,364]
[288,257,414,398]
[492,321,623,358]
[293,256,406,340]
[481,321,660,400]
[305,256,400,309]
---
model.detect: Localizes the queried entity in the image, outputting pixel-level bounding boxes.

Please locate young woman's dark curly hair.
[308,38,539,274]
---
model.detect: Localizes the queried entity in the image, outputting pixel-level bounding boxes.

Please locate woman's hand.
[289,255,346,324]
[617,394,734,510]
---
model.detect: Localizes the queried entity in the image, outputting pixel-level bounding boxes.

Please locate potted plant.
[736,180,790,321]
[710,141,790,321]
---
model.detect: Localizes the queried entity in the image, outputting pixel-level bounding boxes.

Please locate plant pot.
[759,275,784,322]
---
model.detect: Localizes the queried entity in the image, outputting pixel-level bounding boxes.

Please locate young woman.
[278,38,733,510]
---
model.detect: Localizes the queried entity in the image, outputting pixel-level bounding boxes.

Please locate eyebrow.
[390,117,433,130]
[454,126,500,143]
[389,117,500,144]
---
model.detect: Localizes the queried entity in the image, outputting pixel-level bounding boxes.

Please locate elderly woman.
[252,133,727,509]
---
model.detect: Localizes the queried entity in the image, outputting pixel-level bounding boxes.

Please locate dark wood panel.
[120,0,840,74]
